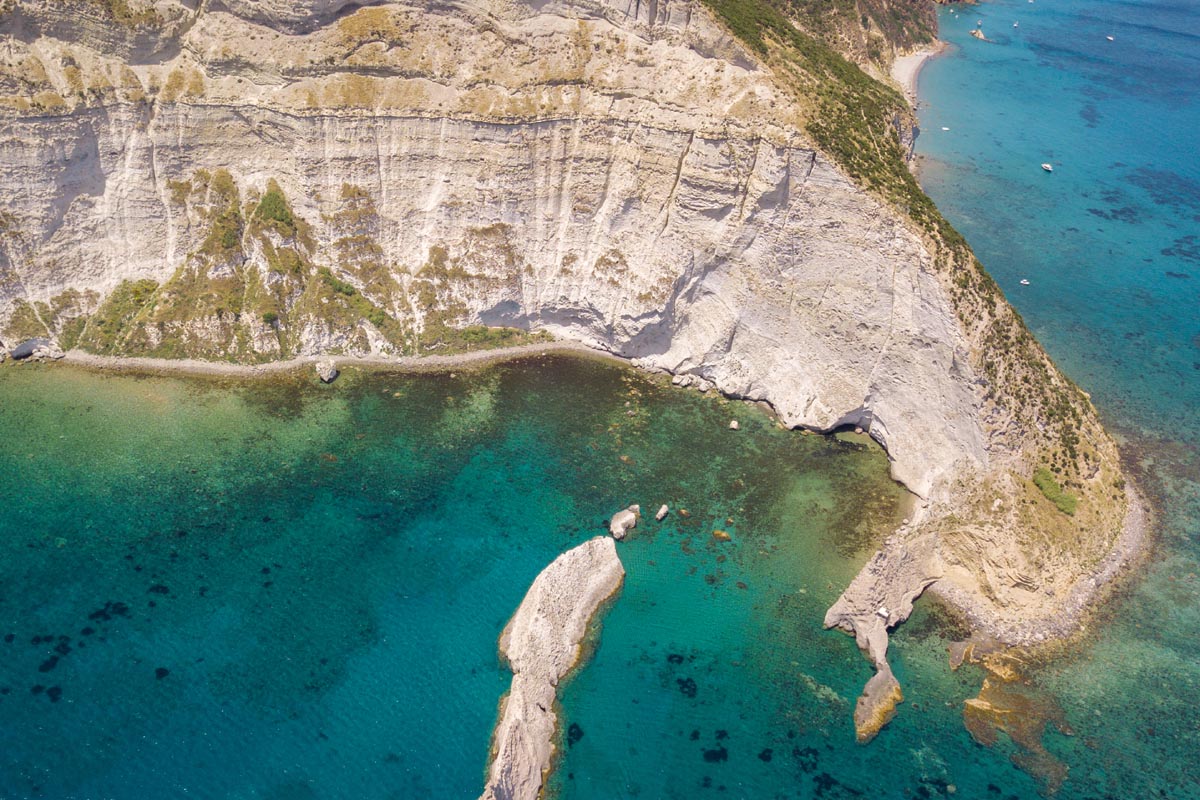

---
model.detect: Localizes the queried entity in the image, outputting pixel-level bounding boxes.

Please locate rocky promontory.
[824,530,943,741]
[480,536,625,800]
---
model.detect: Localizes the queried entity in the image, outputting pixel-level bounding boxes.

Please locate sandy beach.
[892,43,947,106]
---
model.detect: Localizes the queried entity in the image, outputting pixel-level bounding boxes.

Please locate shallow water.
[1,357,955,800]
[916,0,1200,796]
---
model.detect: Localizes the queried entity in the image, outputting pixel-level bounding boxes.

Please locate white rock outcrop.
[481,536,625,800]
[315,359,338,383]
[823,531,943,741]
[608,505,640,540]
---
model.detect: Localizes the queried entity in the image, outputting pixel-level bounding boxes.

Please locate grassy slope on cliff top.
[700,0,965,251]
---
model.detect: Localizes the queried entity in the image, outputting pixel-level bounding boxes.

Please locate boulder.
[11,338,51,360]
[33,342,65,360]
[316,359,339,383]
[729,420,740,430]
[655,504,669,521]
[609,505,640,540]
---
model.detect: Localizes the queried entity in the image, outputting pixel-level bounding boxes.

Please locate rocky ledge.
[824,530,942,741]
[826,483,1150,742]
[480,536,625,800]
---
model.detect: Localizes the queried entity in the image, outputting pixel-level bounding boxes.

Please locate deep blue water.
[916,0,1200,796]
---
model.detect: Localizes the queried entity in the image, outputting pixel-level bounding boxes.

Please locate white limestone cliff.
[0,104,984,498]
[481,535,625,800]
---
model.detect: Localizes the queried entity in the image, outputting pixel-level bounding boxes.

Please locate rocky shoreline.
[823,531,944,741]
[37,341,1153,749]
[826,482,1151,741]
[480,536,625,800]
[930,483,1152,646]
[46,341,1154,744]
[55,342,625,378]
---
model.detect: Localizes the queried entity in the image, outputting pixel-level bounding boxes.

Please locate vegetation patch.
[76,278,158,352]
[319,267,358,297]
[422,324,552,355]
[1033,467,1078,516]
[187,168,245,263]
[255,181,296,235]
[86,0,160,27]
[3,300,49,341]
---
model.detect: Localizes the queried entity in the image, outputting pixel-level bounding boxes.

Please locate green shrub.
[256,182,295,234]
[319,268,357,297]
[1033,467,1078,516]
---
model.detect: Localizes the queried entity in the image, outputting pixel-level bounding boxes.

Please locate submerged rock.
[609,505,640,540]
[315,360,339,383]
[954,642,1072,793]
[480,536,624,800]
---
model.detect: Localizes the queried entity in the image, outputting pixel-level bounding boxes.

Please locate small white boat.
[1041,163,1054,172]
[1014,21,1019,27]
[942,126,951,131]
[1106,35,1115,41]
[1020,279,1031,285]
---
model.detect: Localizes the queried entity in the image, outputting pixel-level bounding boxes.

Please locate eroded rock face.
[0,104,985,498]
[609,505,639,540]
[823,531,943,742]
[482,535,625,800]
[215,0,369,32]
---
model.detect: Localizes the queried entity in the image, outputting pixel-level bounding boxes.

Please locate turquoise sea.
[915,0,1200,796]
[2,1,1199,798]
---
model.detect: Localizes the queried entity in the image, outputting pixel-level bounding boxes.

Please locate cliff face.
[0,103,981,496]
[0,0,1131,741]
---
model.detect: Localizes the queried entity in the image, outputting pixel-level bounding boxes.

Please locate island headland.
[0,0,1140,743]
[480,535,625,800]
